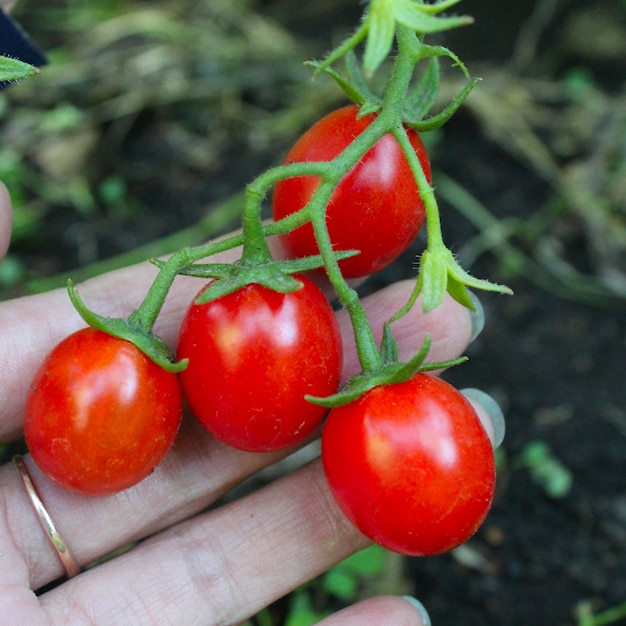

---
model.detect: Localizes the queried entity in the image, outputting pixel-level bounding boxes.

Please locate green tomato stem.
[102,17,495,380]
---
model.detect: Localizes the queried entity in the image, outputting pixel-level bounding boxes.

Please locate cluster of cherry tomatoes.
[23,105,496,557]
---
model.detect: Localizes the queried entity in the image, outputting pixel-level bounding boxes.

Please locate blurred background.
[1,1,625,624]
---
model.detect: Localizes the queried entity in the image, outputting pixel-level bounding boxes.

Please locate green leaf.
[340,545,388,576]
[0,55,39,83]
[323,568,358,600]
[285,590,330,626]
[322,545,389,601]
[522,441,573,499]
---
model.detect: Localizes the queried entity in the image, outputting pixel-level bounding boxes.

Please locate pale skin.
[0,181,480,625]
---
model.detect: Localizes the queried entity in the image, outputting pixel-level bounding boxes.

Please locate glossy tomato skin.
[24,328,183,495]
[272,105,431,278]
[321,373,495,556]
[177,275,343,452]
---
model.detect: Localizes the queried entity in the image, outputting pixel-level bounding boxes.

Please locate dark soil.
[406,120,626,626]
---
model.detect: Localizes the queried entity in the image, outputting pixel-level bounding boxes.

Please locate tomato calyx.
[402,61,480,132]
[307,326,466,408]
[393,245,514,317]
[67,280,187,374]
[155,250,358,305]
[311,0,472,80]
[308,20,477,134]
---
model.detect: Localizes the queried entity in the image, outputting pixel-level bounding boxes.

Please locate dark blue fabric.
[0,8,47,89]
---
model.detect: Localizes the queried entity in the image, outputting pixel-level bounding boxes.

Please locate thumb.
[316,595,431,626]
[0,182,13,260]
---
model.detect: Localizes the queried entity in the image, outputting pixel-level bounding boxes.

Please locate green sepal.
[307,333,466,408]
[393,1,473,35]
[194,265,303,304]
[362,0,473,76]
[310,22,368,78]
[404,57,440,123]
[188,249,358,305]
[445,275,476,311]
[406,78,479,131]
[415,247,513,313]
[305,60,367,106]
[0,55,39,83]
[345,50,380,106]
[418,0,466,15]
[306,50,383,108]
[419,247,448,313]
[363,0,396,77]
[67,280,187,373]
[152,248,358,306]
[379,322,399,365]
[357,100,383,118]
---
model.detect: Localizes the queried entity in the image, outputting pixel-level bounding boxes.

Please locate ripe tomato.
[24,328,183,495]
[177,275,343,452]
[272,104,431,278]
[321,373,495,556]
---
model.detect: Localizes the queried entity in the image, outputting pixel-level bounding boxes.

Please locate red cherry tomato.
[24,328,183,495]
[272,104,431,278]
[177,275,343,452]
[321,373,495,556]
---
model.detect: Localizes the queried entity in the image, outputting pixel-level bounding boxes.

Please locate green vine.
[65,0,512,404]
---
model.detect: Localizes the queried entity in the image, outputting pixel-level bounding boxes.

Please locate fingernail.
[461,388,506,449]
[468,291,484,342]
[401,596,432,626]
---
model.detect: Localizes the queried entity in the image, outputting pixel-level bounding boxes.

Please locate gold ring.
[12,455,80,578]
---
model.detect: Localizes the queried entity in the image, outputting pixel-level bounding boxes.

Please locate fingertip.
[400,596,432,625]
[461,387,506,448]
[315,595,431,626]
[0,181,13,259]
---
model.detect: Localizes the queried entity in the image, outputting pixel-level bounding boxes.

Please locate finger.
[38,460,369,625]
[316,596,430,626]
[2,282,475,591]
[0,181,12,260]
[461,387,506,448]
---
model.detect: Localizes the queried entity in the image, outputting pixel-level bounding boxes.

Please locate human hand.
[0,182,493,625]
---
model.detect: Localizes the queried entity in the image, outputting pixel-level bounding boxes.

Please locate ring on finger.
[12,455,80,579]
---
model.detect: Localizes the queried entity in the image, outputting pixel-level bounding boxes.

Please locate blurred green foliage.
[2,0,625,306]
[0,0,344,295]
